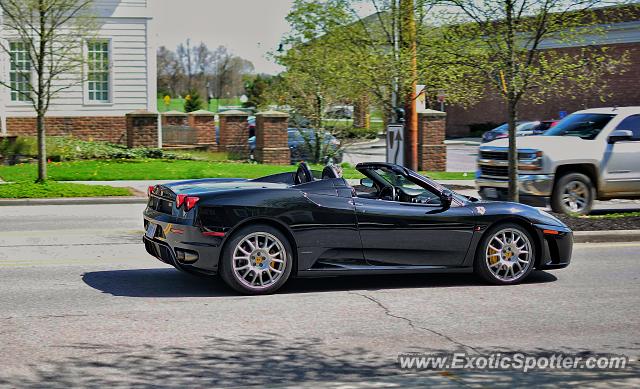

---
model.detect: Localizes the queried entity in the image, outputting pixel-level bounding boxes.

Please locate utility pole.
[400,0,418,170]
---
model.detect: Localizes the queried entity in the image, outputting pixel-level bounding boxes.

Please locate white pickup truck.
[476,107,640,215]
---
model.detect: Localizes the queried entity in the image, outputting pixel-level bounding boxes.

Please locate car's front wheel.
[219,224,293,295]
[475,223,535,285]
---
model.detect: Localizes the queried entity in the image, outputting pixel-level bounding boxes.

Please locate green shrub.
[5,136,191,161]
[329,126,379,140]
[184,89,204,112]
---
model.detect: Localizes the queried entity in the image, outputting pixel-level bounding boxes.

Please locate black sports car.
[143,162,572,294]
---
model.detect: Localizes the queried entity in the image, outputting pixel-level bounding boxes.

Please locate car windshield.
[517,121,539,131]
[544,113,615,139]
[367,167,469,204]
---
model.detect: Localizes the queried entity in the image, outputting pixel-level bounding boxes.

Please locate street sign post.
[416,85,427,113]
[386,124,405,166]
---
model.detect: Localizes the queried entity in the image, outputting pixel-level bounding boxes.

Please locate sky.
[153,0,297,75]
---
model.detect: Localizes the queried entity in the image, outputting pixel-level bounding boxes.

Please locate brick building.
[0,0,156,143]
[445,9,640,137]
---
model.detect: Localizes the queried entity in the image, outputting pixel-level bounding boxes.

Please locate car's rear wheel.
[219,224,292,295]
[551,172,595,215]
[475,223,535,285]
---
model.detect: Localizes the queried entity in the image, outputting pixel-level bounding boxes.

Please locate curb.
[573,230,640,243]
[444,139,481,146]
[0,196,147,206]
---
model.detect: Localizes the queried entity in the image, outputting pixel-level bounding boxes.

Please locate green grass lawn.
[158,97,242,113]
[0,160,473,182]
[0,181,131,198]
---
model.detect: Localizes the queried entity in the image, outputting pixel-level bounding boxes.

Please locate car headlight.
[518,150,543,171]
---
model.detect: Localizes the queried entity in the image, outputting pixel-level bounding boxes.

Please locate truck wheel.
[551,173,595,215]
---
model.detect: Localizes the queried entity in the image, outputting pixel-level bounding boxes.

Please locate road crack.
[350,291,480,354]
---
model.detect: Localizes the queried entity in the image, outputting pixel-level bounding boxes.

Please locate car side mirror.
[608,129,633,144]
[360,178,374,188]
[439,189,453,209]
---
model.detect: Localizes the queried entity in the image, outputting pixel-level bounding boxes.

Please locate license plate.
[145,223,157,238]
[484,187,498,199]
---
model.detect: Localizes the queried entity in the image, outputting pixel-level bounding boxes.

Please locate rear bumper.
[532,224,573,270]
[143,209,224,274]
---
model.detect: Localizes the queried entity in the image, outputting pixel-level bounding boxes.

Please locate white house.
[0,0,156,143]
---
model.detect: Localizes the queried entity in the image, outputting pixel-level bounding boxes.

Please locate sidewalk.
[61,180,177,195]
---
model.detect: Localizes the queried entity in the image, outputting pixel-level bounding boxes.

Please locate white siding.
[0,0,154,118]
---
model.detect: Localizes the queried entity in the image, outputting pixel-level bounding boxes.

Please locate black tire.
[219,224,293,295]
[475,223,536,285]
[551,172,595,215]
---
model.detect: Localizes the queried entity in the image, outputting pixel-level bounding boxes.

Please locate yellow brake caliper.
[489,247,500,265]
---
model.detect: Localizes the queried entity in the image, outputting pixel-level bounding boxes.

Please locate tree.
[157,45,182,96]
[183,89,204,112]
[243,74,273,109]
[157,42,255,105]
[432,0,631,201]
[0,0,95,182]
[279,0,479,165]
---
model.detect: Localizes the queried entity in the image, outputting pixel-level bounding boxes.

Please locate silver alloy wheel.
[232,232,287,290]
[485,228,533,282]
[561,180,589,213]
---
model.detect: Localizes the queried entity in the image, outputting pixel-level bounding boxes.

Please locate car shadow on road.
[82,267,557,298]
[0,335,636,388]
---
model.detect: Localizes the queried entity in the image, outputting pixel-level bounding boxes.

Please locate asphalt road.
[0,204,638,388]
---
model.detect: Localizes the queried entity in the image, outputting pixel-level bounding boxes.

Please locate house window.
[86,40,110,103]
[9,42,31,102]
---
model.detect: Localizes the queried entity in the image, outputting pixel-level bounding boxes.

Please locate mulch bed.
[552,213,640,231]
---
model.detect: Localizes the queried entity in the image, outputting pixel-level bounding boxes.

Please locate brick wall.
[418,112,447,172]
[162,112,188,127]
[255,111,290,165]
[446,43,640,137]
[126,112,158,148]
[219,110,249,157]
[6,116,126,144]
[187,111,217,145]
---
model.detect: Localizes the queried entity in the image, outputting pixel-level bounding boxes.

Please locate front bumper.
[143,209,224,274]
[533,224,573,270]
[477,174,554,206]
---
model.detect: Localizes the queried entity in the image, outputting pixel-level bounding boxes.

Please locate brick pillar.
[126,110,158,148]
[255,110,290,165]
[187,109,216,145]
[218,109,250,158]
[418,110,447,172]
[161,110,188,127]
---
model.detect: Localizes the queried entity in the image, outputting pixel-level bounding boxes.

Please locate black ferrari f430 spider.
[143,162,572,294]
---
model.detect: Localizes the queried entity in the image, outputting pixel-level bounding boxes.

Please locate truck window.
[614,115,640,140]
[545,113,615,140]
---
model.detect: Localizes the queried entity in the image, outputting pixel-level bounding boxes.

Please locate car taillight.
[185,196,200,211]
[174,194,200,211]
[148,185,155,197]
[176,194,187,208]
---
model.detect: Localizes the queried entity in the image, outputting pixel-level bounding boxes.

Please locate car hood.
[484,135,583,150]
[474,200,567,227]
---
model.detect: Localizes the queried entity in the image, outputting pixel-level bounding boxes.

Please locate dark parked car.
[249,128,343,164]
[482,121,541,143]
[533,119,560,134]
[143,162,573,294]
